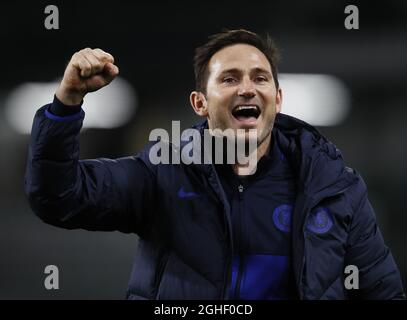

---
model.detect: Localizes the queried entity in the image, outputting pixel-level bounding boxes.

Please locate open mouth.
[231,105,261,123]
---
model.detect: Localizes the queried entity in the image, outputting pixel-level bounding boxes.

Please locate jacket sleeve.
[345,175,405,299]
[24,103,156,235]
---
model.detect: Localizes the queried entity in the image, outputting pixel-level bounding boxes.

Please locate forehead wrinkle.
[207,44,272,87]
[210,54,270,77]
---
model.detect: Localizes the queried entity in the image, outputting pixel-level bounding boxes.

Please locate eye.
[255,76,268,82]
[222,77,237,84]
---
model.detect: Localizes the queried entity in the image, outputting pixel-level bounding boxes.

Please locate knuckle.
[78,56,87,65]
[81,61,91,70]
[95,49,113,61]
[82,68,91,75]
[80,48,91,55]
[93,62,103,70]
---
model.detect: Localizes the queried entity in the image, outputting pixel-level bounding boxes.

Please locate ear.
[275,87,283,114]
[189,91,209,117]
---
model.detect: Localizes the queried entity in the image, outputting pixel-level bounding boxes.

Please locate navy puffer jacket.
[25,104,405,300]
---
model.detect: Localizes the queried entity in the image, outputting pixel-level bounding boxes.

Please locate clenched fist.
[55,48,119,105]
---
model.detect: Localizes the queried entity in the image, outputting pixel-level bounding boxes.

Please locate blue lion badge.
[306,207,333,234]
[273,204,293,233]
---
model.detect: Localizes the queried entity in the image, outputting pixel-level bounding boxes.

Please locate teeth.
[235,105,258,111]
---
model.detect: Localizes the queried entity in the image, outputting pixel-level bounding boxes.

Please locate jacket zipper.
[221,228,233,300]
[207,166,234,300]
[234,183,245,299]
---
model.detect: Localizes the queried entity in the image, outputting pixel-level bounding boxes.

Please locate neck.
[232,130,272,176]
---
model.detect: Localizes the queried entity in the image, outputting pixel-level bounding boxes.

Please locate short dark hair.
[193,29,280,94]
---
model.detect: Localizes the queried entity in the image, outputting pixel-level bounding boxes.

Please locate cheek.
[259,87,277,101]
[207,104,225,121]
[207,88,234,113]
[209,87,223,99]
[259,90,278,113]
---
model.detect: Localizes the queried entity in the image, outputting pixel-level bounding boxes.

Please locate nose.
[237,77,256,98]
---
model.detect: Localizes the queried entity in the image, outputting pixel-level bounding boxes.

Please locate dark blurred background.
[0,0,406,299]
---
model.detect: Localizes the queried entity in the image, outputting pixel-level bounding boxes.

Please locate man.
[25,29,405,300]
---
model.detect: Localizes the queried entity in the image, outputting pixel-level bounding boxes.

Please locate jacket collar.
[190,114,358,197]
[274,113,358,200]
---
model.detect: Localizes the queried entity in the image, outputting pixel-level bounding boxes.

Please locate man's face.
[193,43,282,145]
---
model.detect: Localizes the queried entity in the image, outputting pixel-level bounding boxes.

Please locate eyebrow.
[218,67,272,77]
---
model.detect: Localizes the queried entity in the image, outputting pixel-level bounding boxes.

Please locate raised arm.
[24,49,156,235]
